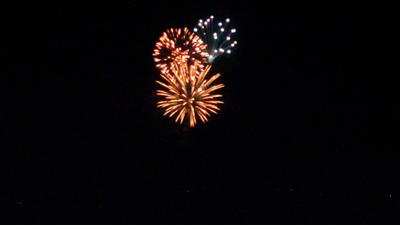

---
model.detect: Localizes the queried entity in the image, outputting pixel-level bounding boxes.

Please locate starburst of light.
[194,15,238,63]
[153,28,209,75]
[156,60,224,127]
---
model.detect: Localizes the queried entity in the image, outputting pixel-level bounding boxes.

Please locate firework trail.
[153,28,209,75]
[156,60,224,127]
[193,15,237,63]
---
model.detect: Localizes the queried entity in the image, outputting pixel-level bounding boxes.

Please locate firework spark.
[194,15,238,63]
[153,28,209,75]
[156,60,224,127]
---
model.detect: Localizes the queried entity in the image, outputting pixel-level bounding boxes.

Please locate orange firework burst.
[153,28,209,75]
[156,60,224,127]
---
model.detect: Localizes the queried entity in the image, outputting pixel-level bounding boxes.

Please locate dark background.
[2,1,397,225]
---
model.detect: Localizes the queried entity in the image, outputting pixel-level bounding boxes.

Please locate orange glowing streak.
[156,60,224,127]
[153,28,208,75]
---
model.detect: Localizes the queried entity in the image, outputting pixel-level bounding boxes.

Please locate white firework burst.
[193,15,238,63]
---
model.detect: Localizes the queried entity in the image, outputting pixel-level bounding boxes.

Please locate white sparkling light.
[194,16,237,61]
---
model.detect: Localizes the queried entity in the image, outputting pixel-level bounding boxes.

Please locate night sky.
[3,1,397,225]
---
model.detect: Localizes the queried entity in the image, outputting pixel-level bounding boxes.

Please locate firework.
[156,60,224,127]
[194,15,238,63]
[153,28,209,75]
